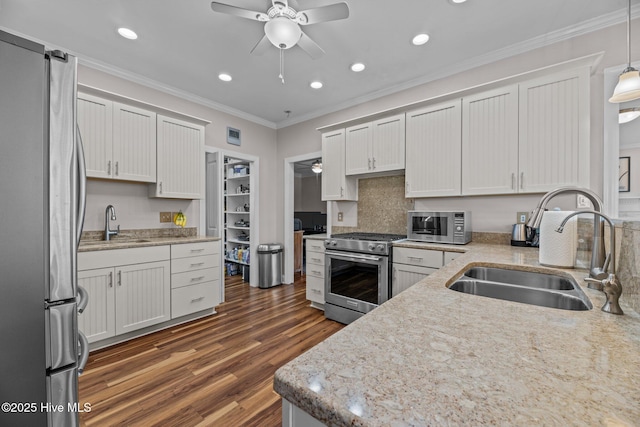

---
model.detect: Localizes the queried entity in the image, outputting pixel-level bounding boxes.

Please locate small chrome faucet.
[527,187,607,280]
[556,210,623,315]
[104,204,120,241]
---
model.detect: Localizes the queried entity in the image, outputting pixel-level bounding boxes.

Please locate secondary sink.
[449,266,592,311]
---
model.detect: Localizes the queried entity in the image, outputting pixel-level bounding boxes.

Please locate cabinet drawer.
[306,240,326,253]
[172,267,219,289]
[306,252,325,267]
[393,247,443,268]
[171,254,218,274]
[306,262,324,279]
[171,241,218,259]
[171,281,219,319]
[306,275,324,304]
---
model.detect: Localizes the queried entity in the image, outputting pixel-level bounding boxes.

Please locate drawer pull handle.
[190,248,205,252]
[312,289,321,294]
[108,271,113,288]
[311,270,322,275]
[190,262,205,267]
[191,296,205,303]
[311,258,322,263]
[408,256,423,261]
[190,276,206,282]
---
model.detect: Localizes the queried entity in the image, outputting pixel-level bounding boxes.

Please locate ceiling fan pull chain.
[279,48,285,84]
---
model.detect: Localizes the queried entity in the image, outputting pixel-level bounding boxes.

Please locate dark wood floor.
[78,274,344,427]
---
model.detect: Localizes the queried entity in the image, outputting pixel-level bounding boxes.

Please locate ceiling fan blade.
[297,31,325,60]
[210,2,269,21]
[250,35,272,56]
[295,2,349,25]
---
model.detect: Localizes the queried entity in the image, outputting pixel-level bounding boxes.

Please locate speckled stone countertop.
[303,234,327,241]
[78,228,219,252]
[274,242,640,426]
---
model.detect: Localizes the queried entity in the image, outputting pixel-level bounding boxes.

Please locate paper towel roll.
[539,210,577,268]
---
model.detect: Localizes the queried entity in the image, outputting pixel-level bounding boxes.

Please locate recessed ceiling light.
[412,33,430,46]
[451,0,468,3]
[218,73,232,82]
[117,27,138,40]
[350,63,366,72]
[310,81,323,89]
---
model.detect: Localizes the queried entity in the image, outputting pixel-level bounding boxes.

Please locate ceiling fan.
[210,0,350,61]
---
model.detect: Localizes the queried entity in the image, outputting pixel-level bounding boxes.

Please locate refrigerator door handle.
[76,285,88,313]
[77,331,89,374]
[76,125,86,246]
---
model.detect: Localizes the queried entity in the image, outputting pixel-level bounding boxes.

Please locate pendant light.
[619,106,640,123]
[610,0,640,103]
[311,160,322,174]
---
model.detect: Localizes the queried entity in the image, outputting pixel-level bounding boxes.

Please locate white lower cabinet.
[78,246,170,343]
[170,241,221,319]
[392,247,444,297]
[305,239,326,308]
[282,399,324,427]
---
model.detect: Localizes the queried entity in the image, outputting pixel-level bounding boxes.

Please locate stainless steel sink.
[449,267,592,311]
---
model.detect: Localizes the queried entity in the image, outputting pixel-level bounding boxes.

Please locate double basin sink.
[449,266,592,311]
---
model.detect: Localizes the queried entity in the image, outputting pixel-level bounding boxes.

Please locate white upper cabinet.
[78,93,157,183]
[345,114,405,175]
[405,100,462,197]
[150,115,205,199]
[461,85,519,195]
[518,68,590,192]
[321,129,357,201]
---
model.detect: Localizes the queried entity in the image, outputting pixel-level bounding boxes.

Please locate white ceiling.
[0,0,636,128]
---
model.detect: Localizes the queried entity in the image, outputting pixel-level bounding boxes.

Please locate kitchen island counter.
[274,242,640,426]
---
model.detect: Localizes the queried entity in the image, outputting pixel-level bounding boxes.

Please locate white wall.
[275,19,637,235]
[78,66,278,241]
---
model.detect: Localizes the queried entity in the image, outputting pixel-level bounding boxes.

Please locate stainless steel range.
[324,232,405,324]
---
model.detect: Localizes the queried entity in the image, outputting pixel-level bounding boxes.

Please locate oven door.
[324,250,389,315]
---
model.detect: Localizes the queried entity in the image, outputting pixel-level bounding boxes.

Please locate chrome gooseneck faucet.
[104,204,120,241]
[556,210,623,315]
[527,187,607,280]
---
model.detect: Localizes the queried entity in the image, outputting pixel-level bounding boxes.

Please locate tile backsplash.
[332,175,411,235]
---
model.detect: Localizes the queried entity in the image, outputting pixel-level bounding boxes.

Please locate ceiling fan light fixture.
[311,160,322,173]
[117,27,138,40]
[350,62,366,72]
[264,16,302,49]
[218,73,232,82]
[609,0,640,103]
[310,81,323,89]
[412,33,430,46]
[619,106,640,123]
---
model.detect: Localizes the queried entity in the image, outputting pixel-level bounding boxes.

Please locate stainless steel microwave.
[407,211,472,244]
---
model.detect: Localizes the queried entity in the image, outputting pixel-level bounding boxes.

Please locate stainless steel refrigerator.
[0,30,89,427]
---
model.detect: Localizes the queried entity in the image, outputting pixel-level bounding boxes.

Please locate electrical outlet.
[516,212,529,224]
[577,195,591,209]
[160,212,172,223]
[337,212,343,222]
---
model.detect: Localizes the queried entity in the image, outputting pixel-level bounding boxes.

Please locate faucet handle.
[586,274,624,315]
[584,276,604,291]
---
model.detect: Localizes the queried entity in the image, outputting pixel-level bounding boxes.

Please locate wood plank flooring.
[78,274,344,427]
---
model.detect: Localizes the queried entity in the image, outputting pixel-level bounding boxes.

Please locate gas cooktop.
[331,232,406,242]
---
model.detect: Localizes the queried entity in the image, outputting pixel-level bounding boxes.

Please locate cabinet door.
[518,68,589,192]
[153,115,205,199]
[78,268,116,343]
[371,114,405,173]
[115,260,170,335]
[405,101,462,197]
[321,129,357,201]
[462,85,518,195]
[112,102,157,183]
[77,93,113,178]
[345,123,372,175]
[392,263,437,297]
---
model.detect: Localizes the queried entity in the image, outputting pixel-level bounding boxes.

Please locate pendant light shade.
[311,160,322,174]
[619,106,640,123]
[610,0,640,103]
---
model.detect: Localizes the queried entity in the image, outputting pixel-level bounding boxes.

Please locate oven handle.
[325,250,383,263]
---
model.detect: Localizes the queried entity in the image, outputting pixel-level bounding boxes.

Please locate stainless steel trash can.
[257,243,283,288]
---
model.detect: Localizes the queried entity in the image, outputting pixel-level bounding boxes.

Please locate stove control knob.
[330,240,337,246]
[368,243,376,250]
[376,244,385,251]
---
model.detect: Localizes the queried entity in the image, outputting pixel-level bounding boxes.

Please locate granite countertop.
[303,233,327,240]
[274,242,640,426]
[78,228,220,252]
